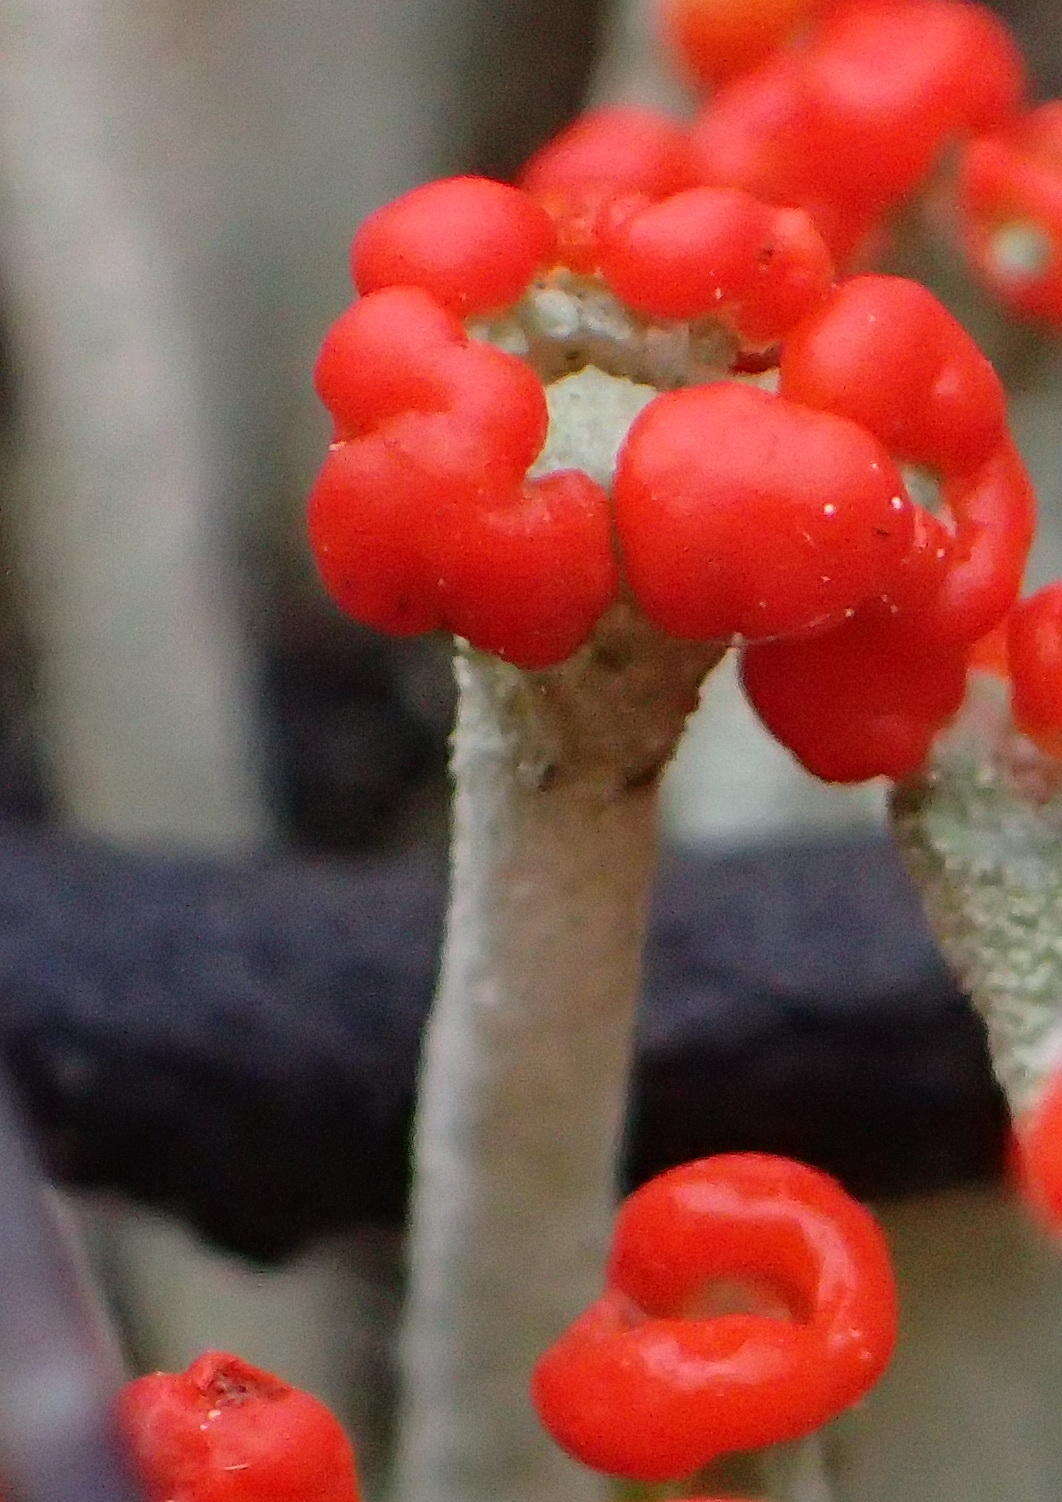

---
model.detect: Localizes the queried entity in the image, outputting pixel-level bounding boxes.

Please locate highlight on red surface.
[780,275,1007,476]
[352,176,555,316]
[1012,1072,1062,1236]
[532,1153,897,1481]
[1007,583,1062,759]
[310,285,616,668]
[660,0,827,90]
[119,1352,362,1502]
[958,102,1062,326]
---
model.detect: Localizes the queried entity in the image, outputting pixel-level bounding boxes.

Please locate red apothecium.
[689,0,1025,264]
[533,1154,897,1481]
[309,176,833,667]
[614,381,930,644]
[353,176,555,316]
[781,275,1034,649]
[120,1352,362,1502]
[310,285,615,670]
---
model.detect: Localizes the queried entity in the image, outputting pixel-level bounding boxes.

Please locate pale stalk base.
[892,675,1062,1117]
[394,612,722,1502]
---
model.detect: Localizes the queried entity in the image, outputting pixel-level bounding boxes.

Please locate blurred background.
[0,2,1060,1498]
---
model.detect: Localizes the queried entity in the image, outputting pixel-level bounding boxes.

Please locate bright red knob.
[598,187,832,342]
[120,1353,362,1502]
[614,381,929,644]
[742,608,970,783]
[352,176,555,316]
[311,286,616,668]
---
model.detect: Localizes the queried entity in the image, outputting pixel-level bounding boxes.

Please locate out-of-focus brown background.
[0,3,1059,1498]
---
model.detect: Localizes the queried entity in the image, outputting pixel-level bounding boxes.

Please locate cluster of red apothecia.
[661,0,1062,317]
[307,0,1062,785]
[112,1132,1059,1497]
[663,0,1026,268]
[295,6,1062,1496]
[116,1156,898,1497]
[113,1090,1061,1500]
[311,115,1043,781]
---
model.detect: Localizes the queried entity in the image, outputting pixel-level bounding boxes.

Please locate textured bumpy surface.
[892,676,1062,1115]
[0,818,1001,1262]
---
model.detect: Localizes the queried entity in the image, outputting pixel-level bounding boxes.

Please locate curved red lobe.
[310,286,617,668]
[352,176,555,316]
[597,187,832,342]
[782,277,1033,649]
[741,609,970,783]
[532,1154,897,1481]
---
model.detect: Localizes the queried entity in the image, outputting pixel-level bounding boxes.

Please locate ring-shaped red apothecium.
[958,102,1062,327]
[120,1352,362,1502]
[532,1154,897,1483]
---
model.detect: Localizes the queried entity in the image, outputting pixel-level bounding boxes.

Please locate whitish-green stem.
[395,612,721,1502]
[892,673,1062,1117]
[393,353,725,1502]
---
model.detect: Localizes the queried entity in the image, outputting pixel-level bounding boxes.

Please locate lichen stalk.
[892,674,1062,1117]
[392,310,752,1502]
[395,608,722,1502]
